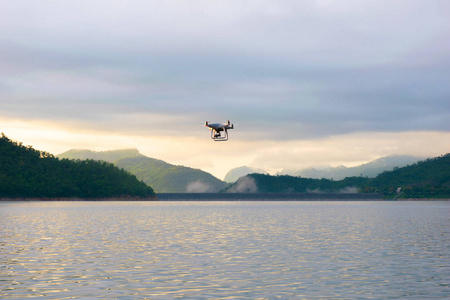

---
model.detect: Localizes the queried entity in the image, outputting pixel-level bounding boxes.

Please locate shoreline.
[0,196,157,201]
[156,192,384,201]
[1,194,449,201]
[396,198,450,201]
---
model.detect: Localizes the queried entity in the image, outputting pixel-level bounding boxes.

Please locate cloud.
[249,131,450,174]
[1,0,450,178]
[226,176,258,193]
[186,180,212,193]
[339,187,358,194]
[2,1,449,140]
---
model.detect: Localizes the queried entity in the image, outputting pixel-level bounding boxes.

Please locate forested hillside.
[225,174,368,193]
[59,149,227,193]
[0,134,155,198]
[225,154,450,198]
[362,154,450,198]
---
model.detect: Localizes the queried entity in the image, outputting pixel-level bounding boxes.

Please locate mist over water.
[226,176,258,193]
[186,180,212,193]
[1,201,449,299]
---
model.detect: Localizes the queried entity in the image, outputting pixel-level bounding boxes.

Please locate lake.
[1,201,449,299]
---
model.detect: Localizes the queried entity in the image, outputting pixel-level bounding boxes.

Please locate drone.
[205,120,234,141]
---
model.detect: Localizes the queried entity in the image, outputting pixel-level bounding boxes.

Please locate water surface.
[1,201,449,299]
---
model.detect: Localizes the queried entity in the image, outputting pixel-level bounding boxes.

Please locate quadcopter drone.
[205,120,234,141]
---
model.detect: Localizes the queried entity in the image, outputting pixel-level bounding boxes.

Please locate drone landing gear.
[211,129,228,141]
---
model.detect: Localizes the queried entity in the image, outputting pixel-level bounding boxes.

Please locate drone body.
[205,120,234,141]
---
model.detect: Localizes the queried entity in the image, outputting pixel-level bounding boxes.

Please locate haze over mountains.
[224,155,423,182]
[5,131,448,199]
[223,154,450,199]
[277,155,423,180]
[58,149,226,193]
[61,149,426,195]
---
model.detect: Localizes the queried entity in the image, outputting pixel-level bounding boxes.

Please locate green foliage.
[0,134,154,198]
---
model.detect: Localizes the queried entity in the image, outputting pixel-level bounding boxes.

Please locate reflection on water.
[1,201,449,299]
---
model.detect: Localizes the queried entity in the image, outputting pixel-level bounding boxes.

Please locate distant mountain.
[59,149,226,193]
[0,134,155,199]
[223,166,266,183]
[278,155,422,180]
[59,149,143,163]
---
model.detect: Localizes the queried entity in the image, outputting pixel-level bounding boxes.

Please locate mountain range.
[224,155,423,182]
[278,155,423,179]
[61,150,427,193]
[223,154,450,198]
[58,149,226,193]
[5,133,448,198]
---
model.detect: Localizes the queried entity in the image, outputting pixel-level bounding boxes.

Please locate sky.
[1,0,450,180]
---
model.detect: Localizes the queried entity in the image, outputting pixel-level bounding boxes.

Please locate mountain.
[223,154,450,198]
[223,166,266,183]
[278,155,422,180]
[0,134,155,198]
[58,149,227,193]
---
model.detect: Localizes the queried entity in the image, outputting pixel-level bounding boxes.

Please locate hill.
[277,155,422,180]
[59,149,227,193]
[223,154,450,198]
[0,134,155,199]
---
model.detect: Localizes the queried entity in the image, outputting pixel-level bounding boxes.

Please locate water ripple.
[1,201,449,299]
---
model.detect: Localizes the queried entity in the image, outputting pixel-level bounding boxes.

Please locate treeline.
[227,154,450,198]
[0,134,155,198]
[239,174,368,193]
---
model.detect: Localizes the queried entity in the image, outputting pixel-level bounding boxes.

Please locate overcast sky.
[1,0,450,179]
